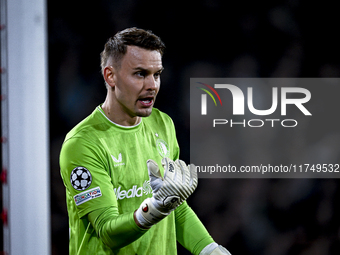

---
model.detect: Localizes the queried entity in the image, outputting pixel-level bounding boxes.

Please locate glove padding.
[200,243,232,255]
[149,157,197,210]
[136,158,197,228]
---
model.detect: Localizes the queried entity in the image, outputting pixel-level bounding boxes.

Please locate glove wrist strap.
[200,243,232,255]
[135,197,170,228]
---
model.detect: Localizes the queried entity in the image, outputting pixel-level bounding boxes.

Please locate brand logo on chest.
[111,153,125,167]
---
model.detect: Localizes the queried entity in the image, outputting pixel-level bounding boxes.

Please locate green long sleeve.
[175,202,215,255]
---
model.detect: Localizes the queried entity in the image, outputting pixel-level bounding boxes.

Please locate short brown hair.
[100,27,165,73]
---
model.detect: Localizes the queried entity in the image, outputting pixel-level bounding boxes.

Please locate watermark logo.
[196,82,223,115]
[199,84,311,116]
[195,80,312,128]
[190,78,340,179]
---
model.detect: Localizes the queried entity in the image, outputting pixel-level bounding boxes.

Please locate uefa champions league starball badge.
[70,167,92,191]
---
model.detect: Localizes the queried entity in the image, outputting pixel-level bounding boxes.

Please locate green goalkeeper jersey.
[60,106,214,255]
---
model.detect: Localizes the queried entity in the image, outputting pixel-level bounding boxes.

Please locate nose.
[144,75,159,91]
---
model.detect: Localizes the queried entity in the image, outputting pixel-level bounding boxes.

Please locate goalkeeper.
[59,27,231,255]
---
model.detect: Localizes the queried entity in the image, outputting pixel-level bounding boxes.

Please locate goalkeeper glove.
[135,157,197,228]
[200,243,232,255]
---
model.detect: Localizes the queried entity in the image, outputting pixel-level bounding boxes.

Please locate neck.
[102,93,141,126]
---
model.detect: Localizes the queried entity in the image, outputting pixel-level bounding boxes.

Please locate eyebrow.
[133,67,164,73]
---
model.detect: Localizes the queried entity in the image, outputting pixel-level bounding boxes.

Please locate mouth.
[138,97,154,107]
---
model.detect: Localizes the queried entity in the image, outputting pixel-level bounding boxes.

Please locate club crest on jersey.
[156,139,170,158]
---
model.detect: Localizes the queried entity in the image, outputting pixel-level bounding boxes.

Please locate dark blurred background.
[48,0,340,254]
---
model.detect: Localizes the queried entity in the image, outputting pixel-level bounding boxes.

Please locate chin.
[137,108,153,117]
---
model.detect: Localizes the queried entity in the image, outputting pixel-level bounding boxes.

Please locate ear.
[103,66,116,88]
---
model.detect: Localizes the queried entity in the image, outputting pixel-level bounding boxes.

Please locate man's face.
[112,46,163,121]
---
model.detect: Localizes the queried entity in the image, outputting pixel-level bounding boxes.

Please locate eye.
[135,71,146,77]
[154,72,161,79]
